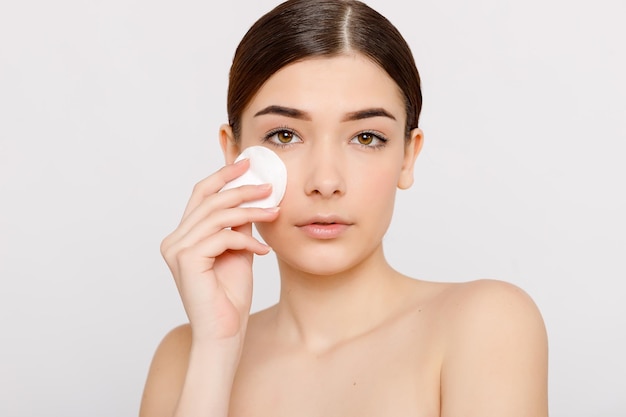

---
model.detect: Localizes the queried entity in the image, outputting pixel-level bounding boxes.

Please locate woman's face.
[221,53,422,276]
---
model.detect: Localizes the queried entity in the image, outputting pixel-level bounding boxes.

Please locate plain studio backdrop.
[1,0,624,415]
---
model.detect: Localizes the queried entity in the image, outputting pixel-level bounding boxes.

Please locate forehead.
[243,53,406,119]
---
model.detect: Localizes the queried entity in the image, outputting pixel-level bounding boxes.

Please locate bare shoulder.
[440,279,544,322]
[139,324,192,417]
[435,279,548,417]
[398,278,545,338]
[436,279,547,353]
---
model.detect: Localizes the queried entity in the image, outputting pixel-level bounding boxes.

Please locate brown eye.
[264,128,303,147]
[356,133,374,145]
[277,130,294,143]
[350,131,388,148]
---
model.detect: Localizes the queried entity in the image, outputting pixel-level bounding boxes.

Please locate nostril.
[304,167,346,197]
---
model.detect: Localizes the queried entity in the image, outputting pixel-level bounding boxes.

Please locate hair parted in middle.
[227,0,422,141]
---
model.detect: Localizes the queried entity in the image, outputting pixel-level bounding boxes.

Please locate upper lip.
[296,215,353,227]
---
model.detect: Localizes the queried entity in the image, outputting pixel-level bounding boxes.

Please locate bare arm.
[139,325,242,417]
[139,160,280,417]
[441,280,549,417]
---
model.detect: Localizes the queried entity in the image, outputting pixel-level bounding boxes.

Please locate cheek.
[353,162,403,229]
[353,160,400,199]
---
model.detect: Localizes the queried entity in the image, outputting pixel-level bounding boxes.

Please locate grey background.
[1,0,624,415]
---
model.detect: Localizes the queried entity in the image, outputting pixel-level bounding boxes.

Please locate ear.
[397,128,424,190]
[219,124,240,164]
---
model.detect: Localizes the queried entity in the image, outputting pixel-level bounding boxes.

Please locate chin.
[274,242,375,278]
[279,258,356,277]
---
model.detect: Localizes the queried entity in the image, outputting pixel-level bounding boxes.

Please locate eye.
[350,131,388,148]
[263,128,303,147]
[276,130,296,144]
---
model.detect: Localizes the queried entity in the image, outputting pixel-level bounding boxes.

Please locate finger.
[174,229,271,276]
[232,221,252,237]
[172,206,279,252]
[178,183,273,234]
[181,158,251,220]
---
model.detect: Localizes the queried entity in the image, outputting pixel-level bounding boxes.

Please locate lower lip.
[298,223,350,239]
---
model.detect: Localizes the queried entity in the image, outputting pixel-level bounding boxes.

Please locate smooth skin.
[140,53,548,417]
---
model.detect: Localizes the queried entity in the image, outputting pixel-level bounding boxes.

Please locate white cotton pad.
[220,146,287,208]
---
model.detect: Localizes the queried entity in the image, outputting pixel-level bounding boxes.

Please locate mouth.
[296,216,352,227]
[296,216,353,239]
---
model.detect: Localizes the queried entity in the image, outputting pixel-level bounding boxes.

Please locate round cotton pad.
[220,146,287,208]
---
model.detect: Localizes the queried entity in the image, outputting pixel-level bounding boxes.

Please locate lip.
[296,215,353,240]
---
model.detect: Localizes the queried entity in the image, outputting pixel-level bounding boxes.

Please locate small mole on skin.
[353,382,357,386]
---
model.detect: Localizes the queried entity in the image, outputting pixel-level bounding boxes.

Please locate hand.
[160,158,280,344]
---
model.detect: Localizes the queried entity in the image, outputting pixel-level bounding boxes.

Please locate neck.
[273,244,407,353]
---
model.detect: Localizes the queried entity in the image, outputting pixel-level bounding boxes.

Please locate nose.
[303,141,346,198]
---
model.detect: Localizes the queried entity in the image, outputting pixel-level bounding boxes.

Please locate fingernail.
[259,183,272,190]
[234,157,249,165]
[264,206,280,213]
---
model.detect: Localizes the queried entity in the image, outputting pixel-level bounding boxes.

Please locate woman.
[140,1,548,416]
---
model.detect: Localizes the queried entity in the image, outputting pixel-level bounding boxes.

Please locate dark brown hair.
[227,0,422,140]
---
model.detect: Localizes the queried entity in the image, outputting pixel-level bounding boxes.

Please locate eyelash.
[262,126,303,148]
[351,130,389,149]
[262,127,389,149]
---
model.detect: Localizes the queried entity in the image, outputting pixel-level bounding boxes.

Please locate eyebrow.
[254,105,311,120]
[342,108,396,122]
[253,105,397,122]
